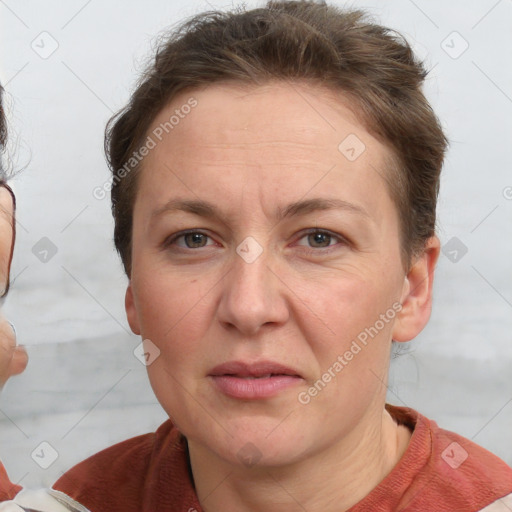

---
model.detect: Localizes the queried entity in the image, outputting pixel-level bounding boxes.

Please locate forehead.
[150,80,380,155]
[144,81,392,172]
[136,81,396,224]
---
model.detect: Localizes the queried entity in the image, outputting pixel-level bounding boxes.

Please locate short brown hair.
[106,0,448,277]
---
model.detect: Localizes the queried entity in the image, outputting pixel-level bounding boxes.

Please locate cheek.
[300,272,394,340]
[134,273,214,363]
[300,278,396,400]
[136,275,215,426]
[296,271,399,388]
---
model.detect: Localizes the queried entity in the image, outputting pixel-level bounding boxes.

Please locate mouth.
[208,360,303,399]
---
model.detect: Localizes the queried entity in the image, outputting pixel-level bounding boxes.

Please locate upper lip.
[209,360,302,378]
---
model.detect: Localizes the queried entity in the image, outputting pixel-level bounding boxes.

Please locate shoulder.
[0,461,22,501]
[428,413,512,487]
[0,489,92,512]
[389,405,512,511]
[52,420,178,512]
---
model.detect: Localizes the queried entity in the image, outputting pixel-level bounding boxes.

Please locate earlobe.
[125,282,141,335]
[392,236,441,342]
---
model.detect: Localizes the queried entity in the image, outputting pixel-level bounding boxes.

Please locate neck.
[188,405,412,512]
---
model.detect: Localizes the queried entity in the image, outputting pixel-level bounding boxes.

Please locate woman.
[2,1,512,511]
[0,92,26,388]
[1,87,91,511]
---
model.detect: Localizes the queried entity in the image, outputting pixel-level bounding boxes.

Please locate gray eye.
[307,232,333,248]
[183,232,209,248]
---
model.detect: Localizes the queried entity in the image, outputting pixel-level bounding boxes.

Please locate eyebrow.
[151,197,370,223]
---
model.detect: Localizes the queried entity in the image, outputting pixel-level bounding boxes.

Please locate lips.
[208,360,303,400]
[209,360,301,378]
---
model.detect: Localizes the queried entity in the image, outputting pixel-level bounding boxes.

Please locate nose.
[216,238,289,336]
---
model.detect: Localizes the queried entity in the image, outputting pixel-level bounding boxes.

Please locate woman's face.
[1,185,28,387]
[126,81,433,467]
[0,186,13,293]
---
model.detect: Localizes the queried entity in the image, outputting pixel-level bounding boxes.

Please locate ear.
[125,281,141,335]
[392,236,440,342]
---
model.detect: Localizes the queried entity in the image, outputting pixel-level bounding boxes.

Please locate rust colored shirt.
[2,405,512,511]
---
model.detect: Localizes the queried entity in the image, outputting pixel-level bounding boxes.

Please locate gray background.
[0,0,511,489]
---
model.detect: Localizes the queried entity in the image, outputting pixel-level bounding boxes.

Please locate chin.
[189,414,313,468]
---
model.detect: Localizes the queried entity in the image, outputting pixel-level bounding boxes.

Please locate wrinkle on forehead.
[136,80,397,237]
[154,80,365,147]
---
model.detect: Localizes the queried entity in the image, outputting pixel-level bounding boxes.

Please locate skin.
[0,185,28,390]
[125,81,440,512]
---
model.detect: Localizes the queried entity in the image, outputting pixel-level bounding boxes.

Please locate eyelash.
[163,228,349,255]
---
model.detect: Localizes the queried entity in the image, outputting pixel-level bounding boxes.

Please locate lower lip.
[210,375,302,399]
